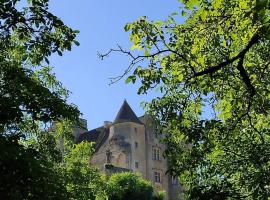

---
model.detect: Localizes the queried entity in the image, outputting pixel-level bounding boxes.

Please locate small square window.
[135,142,138,148]
[135,162,139,168]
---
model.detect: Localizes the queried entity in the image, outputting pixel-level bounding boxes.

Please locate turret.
[109,100,147,177]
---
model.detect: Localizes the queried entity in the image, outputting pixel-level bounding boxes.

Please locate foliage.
[0,0,83,199]
[153,190,166,200]
[0,134,68,200]
[0,133,107,200]
[33,131,63,163]
[30,121,107,200]
[0,0,80,133]
[63,141,107,200]
[107,172,155,200]
[101,0,270,199]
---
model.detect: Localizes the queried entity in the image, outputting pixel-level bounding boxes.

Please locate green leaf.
[125,75,136,84]
[200,10,207,21]
[45,57,50,64]
[144,50,150,56]
[73,40,80,46]
[57,50,63,56]
[124,24,131,32]
[181,10,187,16]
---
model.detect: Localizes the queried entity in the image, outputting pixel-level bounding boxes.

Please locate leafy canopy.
[107,172,158,200]
[0,0,83,199]
[101,0,270,199]
[0,2,162,200]
[0,0,80,133]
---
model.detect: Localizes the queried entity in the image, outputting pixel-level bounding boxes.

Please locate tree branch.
[194,33,260,77]
[236,57,255,96]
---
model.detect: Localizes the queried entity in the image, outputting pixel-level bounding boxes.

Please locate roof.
[76,126,109,152]
[76,100,142,151]
[114,100,143,124]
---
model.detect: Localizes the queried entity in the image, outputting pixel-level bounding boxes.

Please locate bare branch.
[99,44,188,84]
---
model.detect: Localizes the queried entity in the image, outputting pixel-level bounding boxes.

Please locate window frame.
[154,171,161,183]
[152,147,161,161]
[135,141,138,148]
[135,161,139,168]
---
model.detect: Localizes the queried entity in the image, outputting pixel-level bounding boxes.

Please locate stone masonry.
[77,100,182,200]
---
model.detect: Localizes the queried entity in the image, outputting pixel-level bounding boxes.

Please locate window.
[154,132,158,139]
[157,149,160,160]
[154,171,161,183]
[106,149,112,163]
[134,127,137,133]
[135,162,139,168]
[152,148,161,161]
[135,142,138,148]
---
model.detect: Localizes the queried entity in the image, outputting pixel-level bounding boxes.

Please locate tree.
[0,0,80,133]
[0,134,69,200]
[6,120,107,200]
[106,172,157,200]
[101,0,270,199]
[0,0,81,198]
[63,141,107,200]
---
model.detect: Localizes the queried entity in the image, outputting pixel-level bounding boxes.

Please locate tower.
[109,100,147,177]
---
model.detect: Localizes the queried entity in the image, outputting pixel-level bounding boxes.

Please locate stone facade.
[77,100,182,200]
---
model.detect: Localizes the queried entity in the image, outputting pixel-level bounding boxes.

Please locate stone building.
[77,100,182,200]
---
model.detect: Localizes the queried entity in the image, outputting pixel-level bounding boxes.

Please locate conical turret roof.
[114,100,142,124]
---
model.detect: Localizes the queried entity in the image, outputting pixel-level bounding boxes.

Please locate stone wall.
[140,115,182,200]
[110,122,147,178]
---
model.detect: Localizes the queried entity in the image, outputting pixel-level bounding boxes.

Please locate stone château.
[76,100,182,200]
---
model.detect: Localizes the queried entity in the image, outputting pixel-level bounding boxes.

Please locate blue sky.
[48,0,182,129]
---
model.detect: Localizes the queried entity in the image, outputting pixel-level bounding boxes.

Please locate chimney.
[104,121,112,128]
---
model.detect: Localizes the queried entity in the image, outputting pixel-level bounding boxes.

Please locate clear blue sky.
[48,0,182,129]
